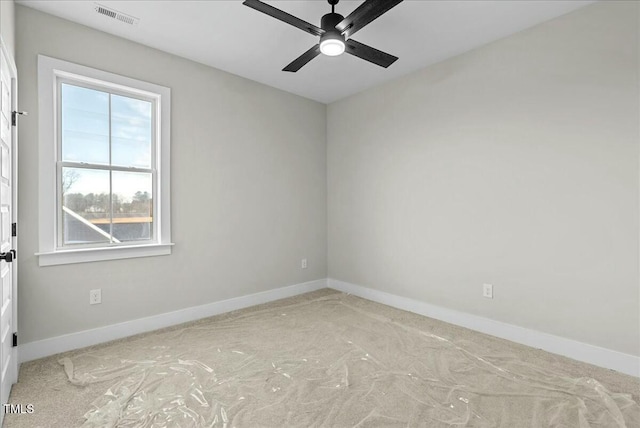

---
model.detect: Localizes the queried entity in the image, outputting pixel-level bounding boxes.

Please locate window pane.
[112,171,153,242]
[61,167,111,245]
[61,84,109,165]
[111,94,152,169]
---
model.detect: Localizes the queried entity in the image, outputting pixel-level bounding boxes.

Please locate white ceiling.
[17,0,594,104]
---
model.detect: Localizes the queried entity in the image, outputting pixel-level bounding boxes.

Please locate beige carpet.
[4,289,639,427]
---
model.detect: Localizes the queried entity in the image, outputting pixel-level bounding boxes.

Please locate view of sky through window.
[61,83,152,201]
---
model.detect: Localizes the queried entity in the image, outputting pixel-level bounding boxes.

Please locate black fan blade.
[345,39,398,68]
[336,0,403,38]
[283,45,321,72]
[243,0,324,37]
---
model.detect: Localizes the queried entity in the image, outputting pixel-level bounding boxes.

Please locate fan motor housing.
[321,12,344,32]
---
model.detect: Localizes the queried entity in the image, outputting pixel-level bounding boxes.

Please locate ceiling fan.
[242,0,403,72]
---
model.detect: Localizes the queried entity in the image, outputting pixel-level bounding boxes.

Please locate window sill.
[36,243,175,266]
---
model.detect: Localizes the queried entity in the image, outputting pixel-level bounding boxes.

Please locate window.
[60,83,155,246]
[37,56,172,266]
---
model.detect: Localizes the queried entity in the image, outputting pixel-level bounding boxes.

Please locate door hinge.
[11,222,16,237]
[0,250,15,263]
[12,333,17,347]
[11,111,27,127]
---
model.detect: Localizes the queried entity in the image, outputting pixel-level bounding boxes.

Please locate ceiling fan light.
[320,33,345,56]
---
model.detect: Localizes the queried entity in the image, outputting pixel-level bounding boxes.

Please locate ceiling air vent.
[95,4,140,26]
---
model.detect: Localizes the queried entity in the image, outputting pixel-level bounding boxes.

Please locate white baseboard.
[328,278,640,378]
[19,278,639,378]
[19,278,327,363]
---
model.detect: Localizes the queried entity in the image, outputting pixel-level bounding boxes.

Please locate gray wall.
[0,0,15,59]
[327,1,639,356]
[17,6,327,344]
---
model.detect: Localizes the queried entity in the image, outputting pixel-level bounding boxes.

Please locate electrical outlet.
[301,258,308,269]
[483,283,493,299]
[89,289,102,305]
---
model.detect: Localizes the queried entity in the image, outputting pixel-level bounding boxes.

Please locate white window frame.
[37,55,173,266]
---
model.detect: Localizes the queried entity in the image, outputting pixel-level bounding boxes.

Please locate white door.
[0,41,17,420]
